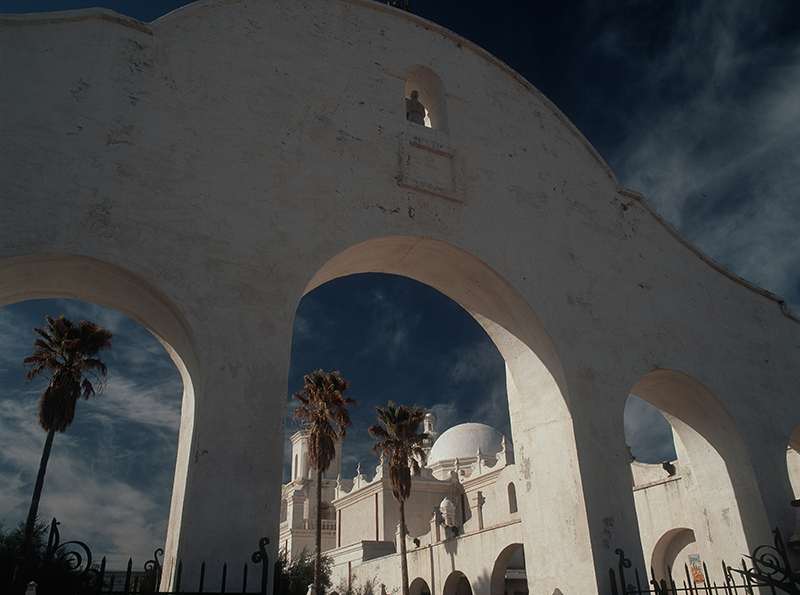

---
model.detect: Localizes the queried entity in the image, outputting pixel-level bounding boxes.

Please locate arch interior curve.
[0,253,200,577]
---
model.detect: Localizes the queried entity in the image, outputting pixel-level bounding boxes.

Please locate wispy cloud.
[0,300,182,569]
[599,1,800,308]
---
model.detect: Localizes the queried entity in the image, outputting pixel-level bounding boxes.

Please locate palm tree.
[13,315,113,591]
[368,403,428,595]
[292,370,355,593]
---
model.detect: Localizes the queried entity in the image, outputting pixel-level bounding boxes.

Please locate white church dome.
[428,422,508,463]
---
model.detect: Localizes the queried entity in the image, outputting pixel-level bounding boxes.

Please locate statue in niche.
[406,90,426,125]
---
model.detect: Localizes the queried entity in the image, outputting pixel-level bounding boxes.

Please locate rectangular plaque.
[398,132,462,203]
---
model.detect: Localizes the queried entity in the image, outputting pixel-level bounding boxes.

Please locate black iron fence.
[610,528,800,595]
[23,518,278,594]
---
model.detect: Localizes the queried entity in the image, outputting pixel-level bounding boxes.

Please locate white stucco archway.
[0,253,199,580]
[650,527,696,583]
[490,543,525,595]
[301,236,598,591]
[410,577,432,595]
[443,571,472,595]
[629,369,771,567]
[3,0,798,591]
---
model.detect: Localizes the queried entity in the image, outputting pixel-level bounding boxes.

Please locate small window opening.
[405,65,449,132]
[507,482,518,514]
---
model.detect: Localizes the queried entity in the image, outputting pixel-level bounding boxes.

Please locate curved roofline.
[620,187,798,323]
[2,0,794,323]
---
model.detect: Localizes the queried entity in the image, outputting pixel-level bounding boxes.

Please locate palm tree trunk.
[314,467,323,592]
[13,428,55,593]
[398,500,409,595]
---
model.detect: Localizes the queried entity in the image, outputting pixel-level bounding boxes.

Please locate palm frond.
[369,402,428,503]
[291,370,356,473]
[23,315,113,433]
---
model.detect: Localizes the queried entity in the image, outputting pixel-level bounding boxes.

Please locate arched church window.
[507,482,518,514]
[405,65,449,132]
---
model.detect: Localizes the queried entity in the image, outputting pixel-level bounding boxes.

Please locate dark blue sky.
[1,0,798,569]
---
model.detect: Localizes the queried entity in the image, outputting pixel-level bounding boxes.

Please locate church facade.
[280,413,788,595]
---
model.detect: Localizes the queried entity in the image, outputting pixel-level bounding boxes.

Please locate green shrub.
[278,548,332,595]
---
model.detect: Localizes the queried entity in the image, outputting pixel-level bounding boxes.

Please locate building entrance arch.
[301,235,596,592]
[0,253,200,585]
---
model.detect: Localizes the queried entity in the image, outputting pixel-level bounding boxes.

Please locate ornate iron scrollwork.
[43,518,102,590]
[728,528,800,595]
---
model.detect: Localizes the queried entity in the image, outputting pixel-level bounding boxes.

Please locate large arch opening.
[627,369,770,572]
[280,271,513,558]
[283,272,511,480]
[288,236,596,593]
[0,254,199,586]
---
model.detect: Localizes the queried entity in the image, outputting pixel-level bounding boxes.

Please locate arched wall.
[303,236,597,593]
[410,577,431,595]
[0,253,199,580]
[2,0,799,591]
[630,370,771,560]
[650,527,696,583]
[490,543,523,595]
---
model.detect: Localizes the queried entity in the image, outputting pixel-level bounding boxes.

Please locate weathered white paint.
[2,0,799,592]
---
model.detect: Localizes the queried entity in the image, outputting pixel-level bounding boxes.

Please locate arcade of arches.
[3,0,799,593]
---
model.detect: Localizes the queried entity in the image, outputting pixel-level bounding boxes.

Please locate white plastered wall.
[2,0,799,592]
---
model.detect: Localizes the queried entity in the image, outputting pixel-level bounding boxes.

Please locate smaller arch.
[650,527,696,583]
[507,482,518,514]
[629,369,770,558]
[786,426,800,498]
[405,65,449,132]
[785,426,800,547]
[410,577,431,595]
[490,544,526,595]
[443,571,472,595]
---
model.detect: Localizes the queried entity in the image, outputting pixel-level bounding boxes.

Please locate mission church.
[279,410,755,594]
